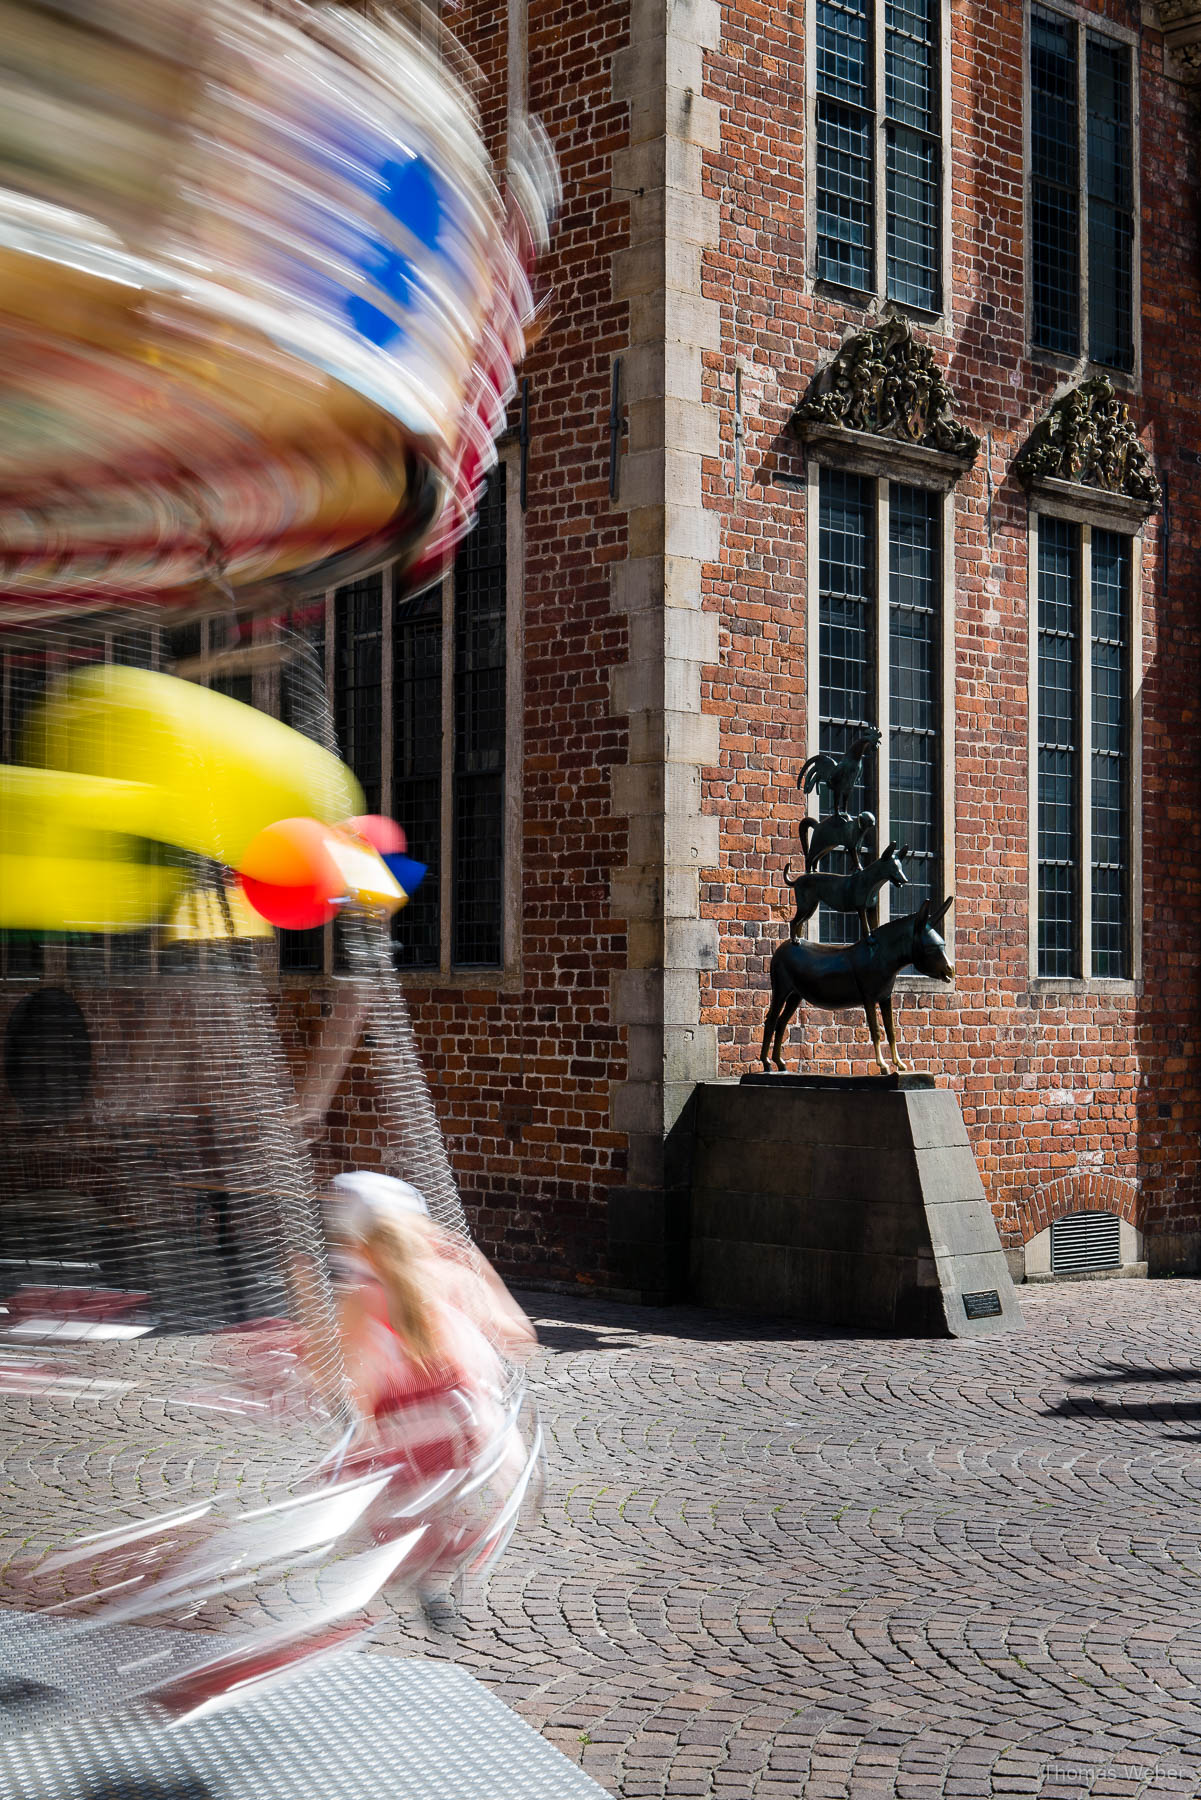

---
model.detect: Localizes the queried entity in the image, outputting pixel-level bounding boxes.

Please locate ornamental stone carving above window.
[791,317,979,489]
[1152,0,1201,84]
[1015,376,1161,524]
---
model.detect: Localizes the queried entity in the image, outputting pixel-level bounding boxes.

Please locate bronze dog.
[783,841,909,942]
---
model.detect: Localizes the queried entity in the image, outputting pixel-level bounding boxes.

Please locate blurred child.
[324,1173,537,1617]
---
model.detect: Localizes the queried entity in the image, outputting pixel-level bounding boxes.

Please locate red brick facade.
[695,0,1201,1272]
[432,0,1198,1285]
[278,0,638,1288]
[5,0,1200,1295]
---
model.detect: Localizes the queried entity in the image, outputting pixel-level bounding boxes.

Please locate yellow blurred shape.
[23,665,364,867]
[165,884,273,942]
[0,852,181,932]
[0,765,161,848]
[0,764,182,930]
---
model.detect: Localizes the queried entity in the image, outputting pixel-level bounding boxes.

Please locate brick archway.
[1023,1173,1140,1241]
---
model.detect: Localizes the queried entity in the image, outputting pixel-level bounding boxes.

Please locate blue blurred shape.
[383,854,427,897]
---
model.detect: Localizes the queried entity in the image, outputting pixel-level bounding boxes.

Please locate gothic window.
[1029,7,1136,372]
[280,458,519,980]
[814,0,943,311]
[1034,516,1133,979]
[813,467,945,942]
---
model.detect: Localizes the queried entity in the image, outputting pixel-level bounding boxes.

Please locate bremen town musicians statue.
[758,319,975,1076]
[760,729,954,1075]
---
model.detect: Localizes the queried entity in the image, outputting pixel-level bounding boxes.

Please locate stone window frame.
[1025,488,1145,993]
[804,0,954,320]
[276,445,524,991]
[803,440,958,966]
[1024,0,1143,387]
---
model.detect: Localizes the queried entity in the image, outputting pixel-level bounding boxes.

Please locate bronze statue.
[798,808,875,872]
[760,898,954,1074]
[784,841,909,944]
[795,727,882,818]
[757,729,954,1074]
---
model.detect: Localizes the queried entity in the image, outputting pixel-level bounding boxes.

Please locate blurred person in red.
[326,1172,536,1397]
[322,1173,537,1621]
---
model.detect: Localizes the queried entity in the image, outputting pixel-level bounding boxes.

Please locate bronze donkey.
[784,840,909,943]
[760,896,954,1074]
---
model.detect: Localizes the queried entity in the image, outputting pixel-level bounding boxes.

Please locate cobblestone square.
[374,1281,1201,1799]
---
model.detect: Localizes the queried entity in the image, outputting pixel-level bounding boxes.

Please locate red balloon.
[239,874,339,931]
[344,814,406,856]
[238,817,346,929]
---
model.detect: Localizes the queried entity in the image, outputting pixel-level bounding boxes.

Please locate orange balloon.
[238,817,345,930]
[239,817,345,889]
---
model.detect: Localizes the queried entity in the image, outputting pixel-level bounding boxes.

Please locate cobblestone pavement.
[370,1280,1201,1800]
[7,1283,1201,1797]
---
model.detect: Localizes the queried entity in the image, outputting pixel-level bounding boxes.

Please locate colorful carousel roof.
[0,0,554,615]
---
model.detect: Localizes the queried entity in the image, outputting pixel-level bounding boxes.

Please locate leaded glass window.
[1034,516,1134,980]
[1031,10,1079,356]
[885,0,940,309]
[816,0,874,290]
[452,468,507,967]
[815,470,944,945]
[1086,36,1134,371]
[818,470,875,942]
[334,572,384,816]
[1090,531,1130,978]
[888,484,940,913]
[278,462,514,978]
[1030,9,1135,373]
[816,0,942,309]
[1036,517,1079,977]
[391,585,443,970]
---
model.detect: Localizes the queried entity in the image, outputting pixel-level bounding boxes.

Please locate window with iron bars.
[814,0,943,311]
[1034,516,1133,980]
[812,467,946,943]
[1029,6,1136,372]
[278,460,516,979]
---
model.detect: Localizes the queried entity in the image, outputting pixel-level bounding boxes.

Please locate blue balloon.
[383,853,427,898]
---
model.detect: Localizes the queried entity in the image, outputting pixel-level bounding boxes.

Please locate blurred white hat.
[329,1171,430,1240]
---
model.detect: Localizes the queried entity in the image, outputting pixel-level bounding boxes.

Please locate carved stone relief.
[791,317,980,463]
[1014,377,1161,512]
[1153,0,1201,84]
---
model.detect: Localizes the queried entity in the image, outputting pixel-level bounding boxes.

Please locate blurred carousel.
[0,5,580,1794]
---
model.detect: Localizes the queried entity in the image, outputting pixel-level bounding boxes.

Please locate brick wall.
[275,0,637,1288]
[697,0,1201,1263]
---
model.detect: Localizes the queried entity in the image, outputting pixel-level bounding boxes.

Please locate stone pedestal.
[689,1076,1022,1338]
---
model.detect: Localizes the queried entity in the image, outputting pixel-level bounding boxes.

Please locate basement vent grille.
[1051,1209,1121,1274]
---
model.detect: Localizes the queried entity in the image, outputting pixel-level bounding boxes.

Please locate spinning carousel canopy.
[0,0,551,615]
